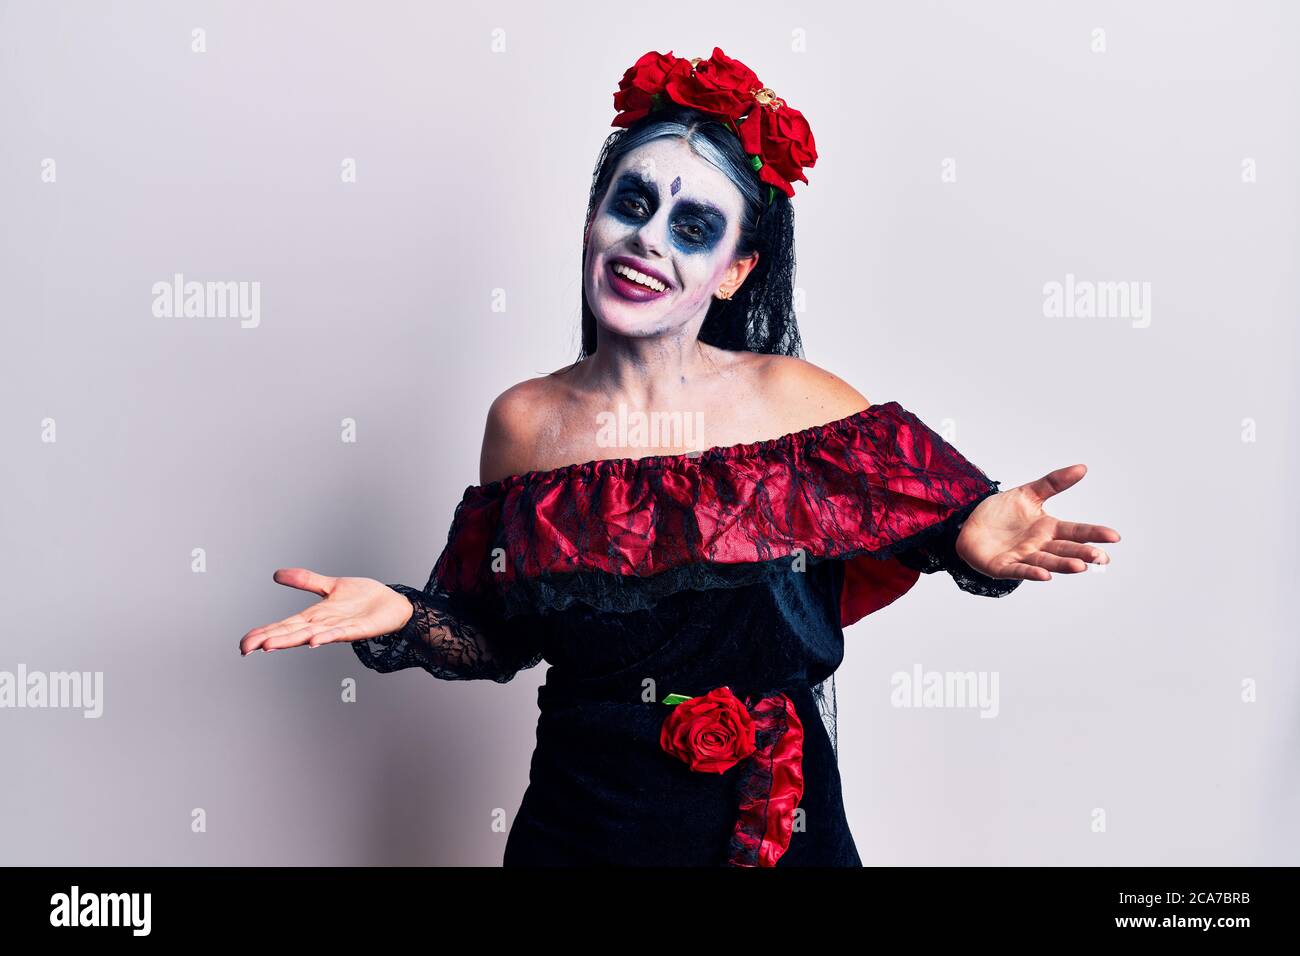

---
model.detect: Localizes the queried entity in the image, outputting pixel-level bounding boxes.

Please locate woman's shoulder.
[478,370,573,486]
[749,354,872,434]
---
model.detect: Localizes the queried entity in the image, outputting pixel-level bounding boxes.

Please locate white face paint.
[583,138,748,341]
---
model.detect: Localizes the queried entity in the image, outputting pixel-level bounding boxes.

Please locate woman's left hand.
[955,464,1120,581]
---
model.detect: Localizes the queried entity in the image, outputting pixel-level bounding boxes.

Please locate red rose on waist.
[659,686,757,773]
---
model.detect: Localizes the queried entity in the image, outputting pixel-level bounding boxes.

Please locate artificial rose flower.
[662,46,762,121]
[737,101,818,198]
[610,47,817,198]
[659,686,757,774]
[612,50,692,128]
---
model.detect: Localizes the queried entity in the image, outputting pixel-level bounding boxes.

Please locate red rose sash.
[725,693,805,867]
[659,686,806,867]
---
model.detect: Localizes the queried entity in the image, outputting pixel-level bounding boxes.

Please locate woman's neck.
[578,330,724,410]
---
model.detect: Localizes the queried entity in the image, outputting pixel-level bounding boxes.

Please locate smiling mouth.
[607,261,671,300]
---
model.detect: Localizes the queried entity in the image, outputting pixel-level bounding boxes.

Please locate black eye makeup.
[606,172,727,252]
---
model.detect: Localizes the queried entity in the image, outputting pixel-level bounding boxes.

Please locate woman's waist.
[536,665,823,712]
[528,678,833,784]
[521,676,842,867]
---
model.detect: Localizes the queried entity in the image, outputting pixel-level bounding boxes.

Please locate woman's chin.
[593,298,673,336]
[595,316,666,339]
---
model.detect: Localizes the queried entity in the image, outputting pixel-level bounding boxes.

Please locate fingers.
[238,569,337,655]
[240,612,310,655]
[272,567,338,596]
[307,622,367,648]
[255,619,367,652]
[1022,464,1088,504]
[998,540,1112,582]
[1041,540,1110,565]
[990,561,1053,582]
[239,568,356,655]
[261,619,345,651]
[1022,551,1088,574]
[241,612,367,654]
[1051,520,1121,544]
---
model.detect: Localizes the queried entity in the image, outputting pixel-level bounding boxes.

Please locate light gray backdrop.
[2,0,1296,865]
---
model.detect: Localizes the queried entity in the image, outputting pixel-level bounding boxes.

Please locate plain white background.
[2,0,1296,864]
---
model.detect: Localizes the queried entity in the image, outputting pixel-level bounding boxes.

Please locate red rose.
[610,47,818,199]
[737,102,818,198]
[660,686,757,773]
[612,50,693,128]
[662,46,761,122]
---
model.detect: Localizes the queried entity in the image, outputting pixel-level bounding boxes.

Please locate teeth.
[612,263,667,292]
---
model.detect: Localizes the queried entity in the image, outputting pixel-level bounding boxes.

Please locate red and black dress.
[352,401,1021,866]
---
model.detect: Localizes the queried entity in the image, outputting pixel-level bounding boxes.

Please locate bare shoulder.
[752,354,872,432]
[478,370,562,485]
[479,364,587,485]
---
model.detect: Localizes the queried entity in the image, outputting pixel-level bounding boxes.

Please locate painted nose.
[630,224,668,261]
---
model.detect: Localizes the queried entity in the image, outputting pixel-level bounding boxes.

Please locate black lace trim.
[891,486,1024,598]
[351,582,544,683]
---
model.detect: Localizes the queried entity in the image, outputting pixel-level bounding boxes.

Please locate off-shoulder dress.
[352,401,1021,866]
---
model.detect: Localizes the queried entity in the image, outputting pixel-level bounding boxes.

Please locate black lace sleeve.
[892,487,1023,598]
[351,579,544,683]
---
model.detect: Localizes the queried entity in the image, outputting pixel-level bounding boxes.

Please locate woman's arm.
[239,403,545,682]
[350,581,542,683]
[237,568,541,682]
[768,358,1116,584]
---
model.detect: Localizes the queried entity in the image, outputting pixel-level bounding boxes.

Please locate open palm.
[238,568,413,655]
[956,464,1120,581]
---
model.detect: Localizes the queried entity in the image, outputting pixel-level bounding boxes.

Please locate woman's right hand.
[239,568,414,655]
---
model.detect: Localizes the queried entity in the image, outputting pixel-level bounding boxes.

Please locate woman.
[239,48,1120,867]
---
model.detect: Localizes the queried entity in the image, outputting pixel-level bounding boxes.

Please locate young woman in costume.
[240,48,1120,867]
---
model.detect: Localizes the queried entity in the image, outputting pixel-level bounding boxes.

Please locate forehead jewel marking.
[670,175,682,196]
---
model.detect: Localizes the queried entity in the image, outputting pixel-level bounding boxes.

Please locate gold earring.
[716,287,733,300]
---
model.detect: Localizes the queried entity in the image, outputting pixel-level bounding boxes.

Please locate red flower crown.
[611,47,818,203]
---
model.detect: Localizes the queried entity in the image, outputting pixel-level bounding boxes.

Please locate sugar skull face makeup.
[583,138,754,341]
